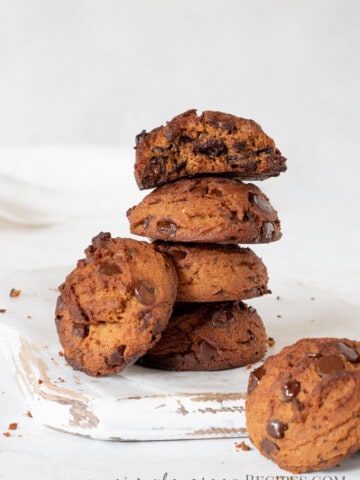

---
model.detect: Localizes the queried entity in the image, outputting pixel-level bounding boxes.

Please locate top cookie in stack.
[134,109,286,189]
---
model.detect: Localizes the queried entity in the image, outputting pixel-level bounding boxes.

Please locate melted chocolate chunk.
[198,340,218,359]
[138,310,152,331]
[193,138,228,157]
[337,342,360,363]
[317,355,344,376]
[283,380,301,402]
[170,249,187,261]
[233,141,247,152]
[107,345,126,366]
[148,156,165,176]
[157,221,178,237]
[135,129,147,146]
[261,222,275,240]
[72,323,89,338]
[247,365,266,394]
[248,192,273,214]
[190,184,208,195]
[142,216,152,230]
[267,419,288,439]
[98,261,122,276]
[260,438,279,456]
[210,308,236,329]
[210,188,223,197]
[135,279,157,306]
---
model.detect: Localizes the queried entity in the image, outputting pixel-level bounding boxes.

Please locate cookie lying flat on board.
[127,176,281,244]
[246,337,360,474]
[155,241,270,302]
[134,109,286,189]
[55,232,177,377]
[138,301,267,371]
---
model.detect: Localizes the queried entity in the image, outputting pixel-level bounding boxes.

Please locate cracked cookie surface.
[127,176,281,244]
[246,337,360,474]
[155,241,269,302]
[134,109,287,189]
[55,232,177,377]
[137,301,267,371]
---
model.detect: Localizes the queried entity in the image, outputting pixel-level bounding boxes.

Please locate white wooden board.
[0,267,359,441]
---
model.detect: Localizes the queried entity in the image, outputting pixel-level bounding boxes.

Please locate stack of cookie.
[127,109,287,371]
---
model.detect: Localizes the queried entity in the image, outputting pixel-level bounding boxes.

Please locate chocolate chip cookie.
[127,176,281,244]
[246,337,360,473]
[55,232,177,377]
[138,301,267,371]
[155,241,270,302]
[134,109,287,189]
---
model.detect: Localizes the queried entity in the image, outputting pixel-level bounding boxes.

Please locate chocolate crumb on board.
[38,379,43,385]
[58,351,64,357]
[276,295,281,300]
[235,440,251,451]
[26,411,33,418]
[267,337,275,347]
[3,432,11,437]
[0,309,6,313]
[8,422,18,430]
[9,288,21,298]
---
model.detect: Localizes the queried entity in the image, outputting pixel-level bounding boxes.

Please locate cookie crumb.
[277,314,282,318]
[3,432,11,437]
[8,422,18,430]
[267,337,275,347]
[276,295,281,300]
[310,297,315,300]
[0,309,6,314]
[235,440,251,451]
[26,315,32,319]
[38,379,43,385]
[58,351,64,357]
[26,411,32,418]
[9,288,21,298]
[246,364,252,369]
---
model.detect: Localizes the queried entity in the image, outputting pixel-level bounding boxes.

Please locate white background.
[0,1,359,479]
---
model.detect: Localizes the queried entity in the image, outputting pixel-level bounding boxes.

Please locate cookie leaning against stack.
[128,109,287,371]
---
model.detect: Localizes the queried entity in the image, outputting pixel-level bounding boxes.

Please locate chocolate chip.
[72,324,89,338]
[170,249,187,261]
[267,419,288,439]
[135,279,157,306]
[179,135,192,144]
[248,192,273,214]
[317,355,345,376]
[234,141,247,152]
[261,222,275,240]
[283,380,301,402]
[148,156,165,176]
[157,221,178,237]
[198,340,218,359]
[135,129,147,146]
[337,342,360,363]
[193,138,227,157]
[260,438,279,456]
[210,308,236,329]
[190,184,208,195]
[107,346,126,366]
[142,216,152,230]
[210,188,223,197]
[98,261,122,276]
[227,157,259,171]
[138,310,152,331]
[247,365,266,394]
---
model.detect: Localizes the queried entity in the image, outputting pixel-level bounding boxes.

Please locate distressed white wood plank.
[0,267,359,441]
